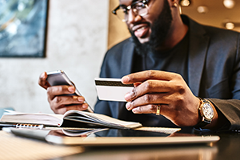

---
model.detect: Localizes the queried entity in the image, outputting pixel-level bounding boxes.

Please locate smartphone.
[46,70,93,112]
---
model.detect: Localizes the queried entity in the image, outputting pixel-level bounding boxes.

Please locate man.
[39,0,240,131]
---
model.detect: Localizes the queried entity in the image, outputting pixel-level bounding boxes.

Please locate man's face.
[119,0,169,44]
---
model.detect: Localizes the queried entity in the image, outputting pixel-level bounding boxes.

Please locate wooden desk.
[0,131,83,160]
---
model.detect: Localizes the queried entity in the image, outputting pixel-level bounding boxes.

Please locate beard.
[129,0,173,55]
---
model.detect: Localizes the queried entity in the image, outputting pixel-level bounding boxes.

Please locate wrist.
[194,98,215,129]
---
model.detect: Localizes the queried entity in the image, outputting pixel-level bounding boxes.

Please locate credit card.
[95,78,134,102]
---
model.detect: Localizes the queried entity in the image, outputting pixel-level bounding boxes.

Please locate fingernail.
[125,93,131,101]
[132,108,137,113]
[78,97,84,102]
[122,76,130,83]
[125,90,135,101]
[126,102,131,110]
[82,104,88,109]
[41,72,46,78]
[68,86,75,92]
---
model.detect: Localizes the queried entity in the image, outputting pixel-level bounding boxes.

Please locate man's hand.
[121,70,201,127]
[38,72,89,114]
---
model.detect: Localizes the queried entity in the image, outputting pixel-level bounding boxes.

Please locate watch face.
[202,103,214,120]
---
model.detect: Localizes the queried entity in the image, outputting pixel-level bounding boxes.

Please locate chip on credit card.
[95,78,134,102]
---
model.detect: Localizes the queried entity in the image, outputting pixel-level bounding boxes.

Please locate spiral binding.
[16,124,44,129]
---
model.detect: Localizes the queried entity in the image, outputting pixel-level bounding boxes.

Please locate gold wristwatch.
[195,98,214,129]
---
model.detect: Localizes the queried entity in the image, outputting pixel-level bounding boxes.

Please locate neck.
[158,10,189,51]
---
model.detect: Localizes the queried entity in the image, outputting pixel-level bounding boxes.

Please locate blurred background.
[108,0,240,49]
[0,0,239,114]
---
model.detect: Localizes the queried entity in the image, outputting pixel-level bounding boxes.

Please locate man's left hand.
[121,70,201,127]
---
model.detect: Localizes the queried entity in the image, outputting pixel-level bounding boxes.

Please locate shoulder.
[99,38,134,78]
[203,25,240,40]
[103,38,133,63]
[184,15,240,41]
[106,38,133,56]
[183,15,240,58]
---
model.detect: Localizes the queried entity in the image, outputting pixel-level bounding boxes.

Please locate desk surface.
[60,132,240,160]
[1,129,240,160]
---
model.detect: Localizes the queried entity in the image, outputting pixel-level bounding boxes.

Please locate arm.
[207,32,240,131]
[210,99,240,130]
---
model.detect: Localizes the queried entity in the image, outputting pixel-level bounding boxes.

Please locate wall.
[0,0,109,113]
[108,0,130,49]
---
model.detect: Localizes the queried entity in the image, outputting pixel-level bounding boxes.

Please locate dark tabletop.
[54,129,240,160]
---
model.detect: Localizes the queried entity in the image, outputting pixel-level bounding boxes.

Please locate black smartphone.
[46,70,93,112]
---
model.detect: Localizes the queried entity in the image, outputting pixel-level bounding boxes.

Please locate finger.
[47,85,76,100]
[122,70,177,84]
[125,80,172,101]
[49,95,85,108]
[50,95,87,113]
[125,93,170,110]
[132,104,169,117]
[131,104,158,114]
[133,82,142,87]
[54,103,89,114]
[38,72,50,89]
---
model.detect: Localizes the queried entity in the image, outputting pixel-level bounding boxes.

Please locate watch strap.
[195,117,209,129]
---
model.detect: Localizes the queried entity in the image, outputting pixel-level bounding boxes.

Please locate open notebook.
[0,110,142,129]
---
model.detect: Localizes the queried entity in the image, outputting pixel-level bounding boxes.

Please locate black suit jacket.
[94,15,240,130]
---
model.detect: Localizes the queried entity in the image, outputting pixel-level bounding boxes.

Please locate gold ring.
[156,105,161,115]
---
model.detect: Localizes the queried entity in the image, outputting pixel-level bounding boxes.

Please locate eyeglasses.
[112,0,149,22]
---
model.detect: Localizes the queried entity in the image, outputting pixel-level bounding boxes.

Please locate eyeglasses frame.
[112,0,149,22]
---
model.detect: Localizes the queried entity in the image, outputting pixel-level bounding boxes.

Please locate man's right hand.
[38,72,89,114]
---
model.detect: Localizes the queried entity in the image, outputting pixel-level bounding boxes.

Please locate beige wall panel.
[108,0,130,49]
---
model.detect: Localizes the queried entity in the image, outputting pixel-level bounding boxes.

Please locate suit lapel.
[188,19,210,96]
